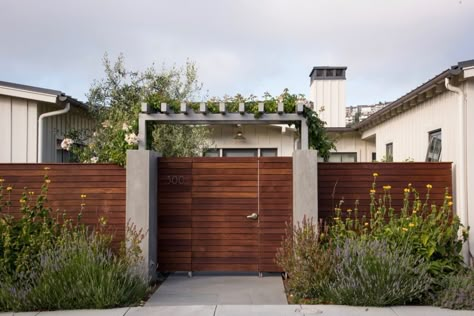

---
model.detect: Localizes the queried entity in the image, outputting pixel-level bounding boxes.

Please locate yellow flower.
[45,179,51,184]
[373,173,379,177]
[0,179,4,183]
[446,195,452,200]
[404,188,410,193]
[347,208,353,213]
[80,194,87,199]
[6,186,12,192]
[426,184,433,189]
[383,185,391,190]
[19,199,26,204]
[320,233,325,238]
[98,216,108,226]
[409,223,415,227]
[448,201,453,206]
[43,167,50,170]
[334,217,340,221]
[376,211,381,215]
[402,227,408,232]
[364,222,369,227]
[370,189,376,193]
[80,203,86,207]
[28,191,34,195]
[412,210,417,214]
[408,183,412,187]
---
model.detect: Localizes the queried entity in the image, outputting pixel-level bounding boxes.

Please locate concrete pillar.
[126,150,160,280]
[292,150,318,224]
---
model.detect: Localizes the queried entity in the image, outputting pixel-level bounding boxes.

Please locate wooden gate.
[157,157,292,273]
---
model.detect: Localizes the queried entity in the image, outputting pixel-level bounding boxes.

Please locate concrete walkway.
[3,305,473,315]
[146,272,288,305]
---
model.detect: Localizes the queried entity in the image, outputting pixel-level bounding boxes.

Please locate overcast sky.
[1,0,473,106]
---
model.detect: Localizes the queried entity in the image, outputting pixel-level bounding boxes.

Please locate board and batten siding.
[38,103,95,163]
[0,96,38,163]
[310,79,346,127]
[210,125,296,156]
[0,96,95,163]
[361,84,464,163]
[329,131,376,162]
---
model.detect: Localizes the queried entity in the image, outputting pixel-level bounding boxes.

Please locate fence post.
[292,150,318,225]
[126,150,160,281]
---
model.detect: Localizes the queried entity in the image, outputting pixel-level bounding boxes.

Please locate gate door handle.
[246,212,258,220]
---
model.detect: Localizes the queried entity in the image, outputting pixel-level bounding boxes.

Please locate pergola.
[138,102,309,151]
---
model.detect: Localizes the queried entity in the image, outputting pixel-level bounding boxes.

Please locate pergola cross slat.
[138,102,308,150]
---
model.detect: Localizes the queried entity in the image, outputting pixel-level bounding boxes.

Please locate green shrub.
[326,238,432,306]
[28,229,148,310]
[329,174,468,280]
[275,217,334,302]
[0,173,149,312]
[435,267,474,310]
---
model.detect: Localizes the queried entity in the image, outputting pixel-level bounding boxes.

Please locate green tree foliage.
[69,54,208,166]
[68,55,334,165]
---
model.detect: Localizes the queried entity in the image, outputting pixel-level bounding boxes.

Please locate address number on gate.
[167,176,185,185]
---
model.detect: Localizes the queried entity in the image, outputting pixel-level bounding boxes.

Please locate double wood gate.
[157,157,292,273]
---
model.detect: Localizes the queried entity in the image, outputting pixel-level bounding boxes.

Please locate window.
[426,129,442,162]
[326,69,334,77]
[335,69,344,77]
[372,152,377,162]
[316,69,324,77]
[328,152,357,162]
[223,149,258,157]
[260,148,278,157]
[204,149,219,157]
[206,148,278,157]
[385,143,393,162]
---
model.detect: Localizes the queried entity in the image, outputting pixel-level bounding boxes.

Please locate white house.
[0,81,94,163]
[208,60,474,263]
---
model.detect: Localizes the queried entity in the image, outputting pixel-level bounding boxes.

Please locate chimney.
[309,66,347,127]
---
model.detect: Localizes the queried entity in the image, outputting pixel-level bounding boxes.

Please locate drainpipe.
[445,77,470,264]
[38,95,70,163]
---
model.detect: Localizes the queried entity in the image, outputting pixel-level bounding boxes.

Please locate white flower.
[122,123,131,131]
[60,138,74,151]
[90,157,99,164]
[101,120,110,128]
[125,133,139,145]
[92,132,97,137]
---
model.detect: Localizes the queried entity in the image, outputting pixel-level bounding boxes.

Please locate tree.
[67,54,211,166]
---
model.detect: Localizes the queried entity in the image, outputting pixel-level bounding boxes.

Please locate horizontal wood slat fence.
[157,157,292,273]
[0,164,126,243]
[318,162,452,222]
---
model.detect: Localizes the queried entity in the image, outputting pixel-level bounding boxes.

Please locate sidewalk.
[3,305,473,316]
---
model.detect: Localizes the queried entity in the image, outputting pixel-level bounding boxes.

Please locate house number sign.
[167,175,185,185]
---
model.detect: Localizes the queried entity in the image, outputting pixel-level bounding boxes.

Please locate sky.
[1,0,473,106]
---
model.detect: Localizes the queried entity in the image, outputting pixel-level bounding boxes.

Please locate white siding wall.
[361,81,473,260]
[209,125,295,156]
[330,131,376,162]
[0,96,38,162]
[310,79,346,127]
[38,104,95,162]
[361,87,462,163]
[466,80,474,259]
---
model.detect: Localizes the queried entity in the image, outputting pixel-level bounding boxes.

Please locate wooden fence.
[0,164,126,243]
[318,162,452,222]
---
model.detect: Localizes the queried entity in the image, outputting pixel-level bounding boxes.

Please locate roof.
[0,80,88,110]
[354,59,474,131]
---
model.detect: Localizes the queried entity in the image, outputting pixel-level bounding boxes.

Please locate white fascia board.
[0,86,57,103]
[463,66,474,79]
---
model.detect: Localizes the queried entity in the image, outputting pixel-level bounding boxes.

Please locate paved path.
[3,305,474,315]
[146,272,288,305]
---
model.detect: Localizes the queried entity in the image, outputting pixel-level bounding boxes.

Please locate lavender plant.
[325,239,432,306]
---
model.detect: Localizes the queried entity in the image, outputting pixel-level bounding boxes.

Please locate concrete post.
[126,150,160,281]
[292,150,318,224]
